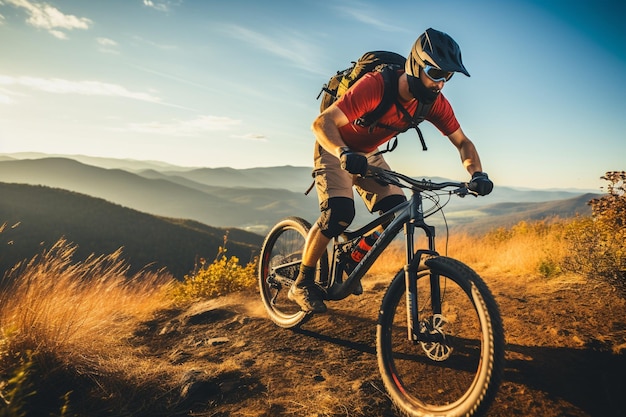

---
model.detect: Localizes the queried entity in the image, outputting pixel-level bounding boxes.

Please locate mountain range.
[0,153,600,230]
[0,156,320,234]
[0,153,600,276]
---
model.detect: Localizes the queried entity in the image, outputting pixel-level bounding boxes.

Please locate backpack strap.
[354,65,399,130]
[373,96,432,152]
[394,99,432,151]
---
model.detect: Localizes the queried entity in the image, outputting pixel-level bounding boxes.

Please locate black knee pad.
[373,194,406,214]
[317,197,355,238]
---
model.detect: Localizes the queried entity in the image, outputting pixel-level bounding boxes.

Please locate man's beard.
[407,75,440,105]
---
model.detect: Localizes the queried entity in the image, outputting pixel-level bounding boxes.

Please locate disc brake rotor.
[419,314,453,361]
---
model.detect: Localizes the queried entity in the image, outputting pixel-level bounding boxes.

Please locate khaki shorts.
[313,142,404,212]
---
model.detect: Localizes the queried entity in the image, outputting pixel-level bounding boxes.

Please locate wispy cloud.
[0,85,25,104]
[0,74,161,103]
[332,1,407,33]
[131,64,212,91]
[143,0,167,12]
[142,0,181,13]
[48,29,67,39]
[131,35,177,50]
[4,0,92,38]
[233,133,267,142]
[222,24,326,74]
[97,37,117,47]
[97,37,119,54]
[124,115,241,136]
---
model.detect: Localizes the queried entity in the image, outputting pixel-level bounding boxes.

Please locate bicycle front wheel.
[258,216,328,328]
[377,256,504,417]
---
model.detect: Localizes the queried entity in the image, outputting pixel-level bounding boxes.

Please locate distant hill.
[0,152,315,191]
[451,193,597,234]
[139,165,315,192]
[0,152,190,172]
[0,155,603,236]
[0,157,321,232]
[0,182,263,278]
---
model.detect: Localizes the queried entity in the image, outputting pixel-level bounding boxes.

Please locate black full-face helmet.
[406,28,470,78]
[405,28,470,104]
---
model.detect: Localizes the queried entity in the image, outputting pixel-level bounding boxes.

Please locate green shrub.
[538,257,562,278]
[173,255,257,301]
[564,171,626,288]
[172,233,257,301]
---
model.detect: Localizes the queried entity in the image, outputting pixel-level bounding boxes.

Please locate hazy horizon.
[0,151,604,193]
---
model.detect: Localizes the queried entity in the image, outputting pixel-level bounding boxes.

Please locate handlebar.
[365,165,476,197]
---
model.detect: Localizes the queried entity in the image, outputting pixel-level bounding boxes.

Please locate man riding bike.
[289,28,494,313]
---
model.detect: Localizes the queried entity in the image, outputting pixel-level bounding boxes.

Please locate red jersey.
[335,71,460,153]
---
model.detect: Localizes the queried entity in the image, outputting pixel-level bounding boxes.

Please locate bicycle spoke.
[258,217,329,328]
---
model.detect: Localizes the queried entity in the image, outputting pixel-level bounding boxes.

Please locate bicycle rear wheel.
[258,216,329,328]
[377,256,504,417]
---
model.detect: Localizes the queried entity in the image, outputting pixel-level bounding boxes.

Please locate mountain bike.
[258,165,505,417]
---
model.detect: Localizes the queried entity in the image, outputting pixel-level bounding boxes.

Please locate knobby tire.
[258,217,329,328]
[376,256,505,417]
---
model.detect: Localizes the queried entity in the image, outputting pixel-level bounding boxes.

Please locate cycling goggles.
[422,65,454,83]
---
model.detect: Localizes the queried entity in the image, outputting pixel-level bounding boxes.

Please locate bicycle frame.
[326,185,440,343]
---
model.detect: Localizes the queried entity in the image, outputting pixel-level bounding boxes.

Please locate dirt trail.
[132,272,626,417]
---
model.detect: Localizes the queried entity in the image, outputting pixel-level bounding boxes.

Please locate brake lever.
[454,184,478,198]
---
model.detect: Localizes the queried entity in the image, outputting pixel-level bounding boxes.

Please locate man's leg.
[354,151,406,215]
[289,197,354,313]
[299,222,331,274]
[288,222,331,313]
[289,143,355,313]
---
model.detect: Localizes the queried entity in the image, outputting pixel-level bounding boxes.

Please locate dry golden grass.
[369,221,569,279]
[2,239,172,353]
[0,238,179,415]
[447,221,569,277]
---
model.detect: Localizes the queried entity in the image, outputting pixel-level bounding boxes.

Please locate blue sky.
[0,0,624,191]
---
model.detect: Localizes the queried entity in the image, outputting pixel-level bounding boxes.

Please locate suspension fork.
[404,192,440,342]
